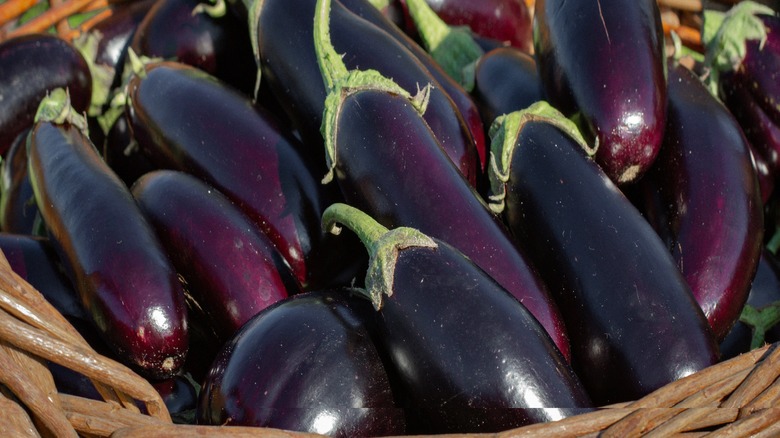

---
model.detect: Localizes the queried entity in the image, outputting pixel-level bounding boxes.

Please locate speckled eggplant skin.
[370,241,592,434]
[533,0,667,184]
[132,170,297,341]
[498,120,719,405]
[197,290,407,437]
[0,35,91,155]
[27,121,188,379]
[126,62,362,291]
[253,0,480,186]
[330,89,571,361]
[640,65,763,342]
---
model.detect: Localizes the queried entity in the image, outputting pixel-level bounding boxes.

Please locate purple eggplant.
[0,34,92,155]
[533,0,667,184]
[320,203,592,433]
[312,0,571,360]
[0,129,38,234]
[102,114,157,188]
[27,89,188,379]
[125,61,363,291]
[249,0,480,186]
[131,0,256,96]
[197,288,407,436]
[638,64,763,341]
[132,170,297,341]
[486,102,719,405]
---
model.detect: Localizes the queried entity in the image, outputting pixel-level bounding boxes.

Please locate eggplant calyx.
[366,0,390,10]
[486,101,591,214]
[34,88,90,135]
[404,0,483,92]
[192,0,227,18]
[322,203,437,310]
[314,0,430,183]
[739,302,780,349]
[702,1,776,94]
[247,0,265,98]
[73,30,116,117]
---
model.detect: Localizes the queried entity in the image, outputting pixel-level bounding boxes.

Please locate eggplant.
[154,375,199,420]
[486,102,719,405]
[130,0,256,96]
[312,0,571,360]
[248,0,480,186]
[0,129,38,234]
[27,89,188,379]
[638,64,764,341]
[132,170,297,341]
[321,203,592,434]
[533,0,667,184]
[197,289,407,437]
[0,34,92,155]
[102,114,157,188]
[125,61,363,291]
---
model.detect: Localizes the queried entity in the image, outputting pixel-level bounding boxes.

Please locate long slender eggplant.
[130,0,257,96]
[312,0,571,360]
[533,0,667,184]
[638,64,763,341]
[336,0,487,172]
[247,0,480,186]
[486,102,719,405]
[0,129,39,234]
[197,288,407,437]
[27,89,188,379]
[125,61,363,291]
[320,204,592,434]
[0,34,92,155]
[132,170,298,341]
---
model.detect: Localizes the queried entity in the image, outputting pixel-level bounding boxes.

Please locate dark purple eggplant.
[132,170,297,341]
[533,0,667,184]
[320,203,592,434]
[249,0,480,186]
[0,128,39,234]
[197,288,407,436]
[0,34,92,155]
[125,61,362,291]
[313,0,571,360]
[27,89,188,379]
[486,102,719,405]
[130,0,256,96]
[638,64,763,341]
[102,114,157,188]
[154,375,199,420]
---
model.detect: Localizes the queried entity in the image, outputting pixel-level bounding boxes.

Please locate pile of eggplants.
[1,0,780,435]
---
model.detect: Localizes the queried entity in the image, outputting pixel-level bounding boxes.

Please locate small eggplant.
[27,89,188,379]
[533,0,668,184]
[320,203,593,434]
[0,34,92,155]
[197,289,407,437]
[132,170,297,341]
[125,61,362,291]
[249,0,480,185]
[313,0,571,360]
[638,64,764,341]
[487,102,719,405]
[0,129,39,234]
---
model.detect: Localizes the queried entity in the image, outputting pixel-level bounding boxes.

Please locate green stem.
[322,203,388,259]
[366,0,390,10]
[740,302,780,349]
[768,227,780,255]
[34,88,89,135]
[313,0,349,94]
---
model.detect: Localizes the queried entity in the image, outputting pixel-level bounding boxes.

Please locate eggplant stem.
[322,203,387,256]
[313,0,349,93]
[740,303,780,350]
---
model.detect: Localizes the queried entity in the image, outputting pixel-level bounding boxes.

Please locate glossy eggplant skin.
[0,35,91,155]
[197,289,407,437]
[533,0,667,184]
[639,65,763,341]
[336,0,487,173]
[27,119,188,379]
[331,89,570,361]
[132,170,297,341]
[0,129,38,234]
[472,47,542,132]
[496,119,719,404]
[131,0,256,95]
[253,0,480,186]
[357,239,592,433]
[126,62,361,291]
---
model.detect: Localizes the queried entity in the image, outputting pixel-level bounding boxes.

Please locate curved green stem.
[322,203,388,259]
[314,0,349,93]
[740,302,780,349]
